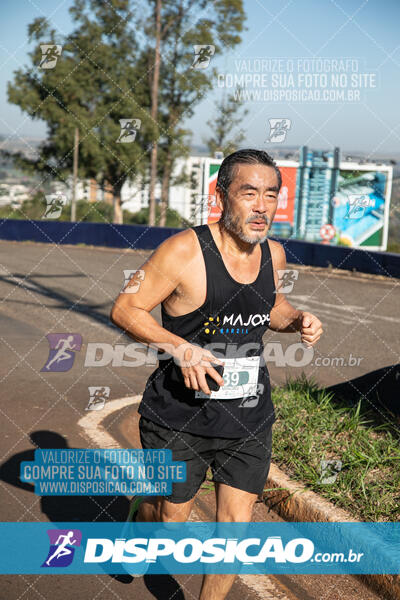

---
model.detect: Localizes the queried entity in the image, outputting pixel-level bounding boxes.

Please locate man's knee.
[137,497,158,521]
[216,492,257,522]
[137,495,194,522]
[158,497,195,522]
[216,507,254,522]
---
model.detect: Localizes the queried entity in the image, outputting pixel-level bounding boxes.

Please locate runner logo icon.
[41,333,82,372]
[42,529,82,567]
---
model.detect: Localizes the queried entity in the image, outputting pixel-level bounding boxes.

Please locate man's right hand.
[173,343,225,395]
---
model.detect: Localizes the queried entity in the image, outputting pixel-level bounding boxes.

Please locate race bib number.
[195,355,261,400]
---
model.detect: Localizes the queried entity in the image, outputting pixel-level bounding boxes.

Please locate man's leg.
[199,483,258,600]
[137,495,196,522]
[199,424,273,599]
[137,416,214,522]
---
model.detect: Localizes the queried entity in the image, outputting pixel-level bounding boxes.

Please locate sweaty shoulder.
[147,228,200,281]
[266,238,286,269]
[157,227,198,260]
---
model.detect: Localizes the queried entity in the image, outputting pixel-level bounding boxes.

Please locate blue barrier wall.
[274,236,400,279]
[0,219,180,250]
[1,218,399,278]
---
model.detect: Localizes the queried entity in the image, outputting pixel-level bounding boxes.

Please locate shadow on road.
[0,430,128,521]
[0,429,187,599]
[0,272,116,330]
[326,363,400,428]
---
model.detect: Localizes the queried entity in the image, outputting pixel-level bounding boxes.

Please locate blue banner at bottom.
[0,522,399,575]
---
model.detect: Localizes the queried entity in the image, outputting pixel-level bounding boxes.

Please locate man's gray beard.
[220,206,270,244]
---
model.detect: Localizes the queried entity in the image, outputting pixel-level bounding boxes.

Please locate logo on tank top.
[203,313,270,336]
[203,315,221,335]
[221,313,270,334]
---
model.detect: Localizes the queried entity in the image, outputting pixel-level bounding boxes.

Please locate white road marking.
[77,395,141,447]
[290,294,400,324]
[239,574,293,599]
[77,395,295,600]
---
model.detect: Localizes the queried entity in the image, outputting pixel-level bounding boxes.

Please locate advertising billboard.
[268,162,298,239]
[203,159,298,234]
[193,158,223,226]
[330,164,392,250]
[292,148,392,251]
[200,153,392,251]
[203,158,223,224]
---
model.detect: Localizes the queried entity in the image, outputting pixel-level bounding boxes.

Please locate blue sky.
[1,0,399,154]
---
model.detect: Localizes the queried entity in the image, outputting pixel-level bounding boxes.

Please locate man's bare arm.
[110,231,188,352]
[110,229,224,393]
[268,240,323,346]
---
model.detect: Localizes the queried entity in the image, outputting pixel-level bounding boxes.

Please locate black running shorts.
[138,416,273,504]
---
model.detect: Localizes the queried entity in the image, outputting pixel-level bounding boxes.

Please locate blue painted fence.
[1,219,399,278]
[274,236,400,279]
[0,219,179,250]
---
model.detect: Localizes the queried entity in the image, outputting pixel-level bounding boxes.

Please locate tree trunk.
[71,127,79,222]
[148,0,162,227]
[159,151,172,227]
[113,187,123,224]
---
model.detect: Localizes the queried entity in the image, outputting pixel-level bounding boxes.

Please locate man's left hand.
[299,311,323,346]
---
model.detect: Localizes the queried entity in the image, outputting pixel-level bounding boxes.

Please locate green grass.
[269,375,400,522]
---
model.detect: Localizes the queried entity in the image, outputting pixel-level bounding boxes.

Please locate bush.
[124,206,183,228]
[0,193,188,229]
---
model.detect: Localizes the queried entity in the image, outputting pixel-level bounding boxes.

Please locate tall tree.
[6,0,152,224]
[144,0,246,226]
[204,90,249,157]
[148,0,162,227]
[5,0,245,227]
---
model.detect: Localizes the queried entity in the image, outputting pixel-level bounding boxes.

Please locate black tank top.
[138,224,277,438]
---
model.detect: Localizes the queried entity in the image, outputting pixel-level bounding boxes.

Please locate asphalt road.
[0,239,398,600]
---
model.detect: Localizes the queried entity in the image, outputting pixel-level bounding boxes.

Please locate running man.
[111,149,323,599]
[45,531,77,566]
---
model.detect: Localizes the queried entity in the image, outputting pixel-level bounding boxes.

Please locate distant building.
[121,155,207,221]
[52,156,206,221]
[0,183,30,206]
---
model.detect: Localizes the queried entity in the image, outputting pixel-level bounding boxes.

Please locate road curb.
[264,462,400,600]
